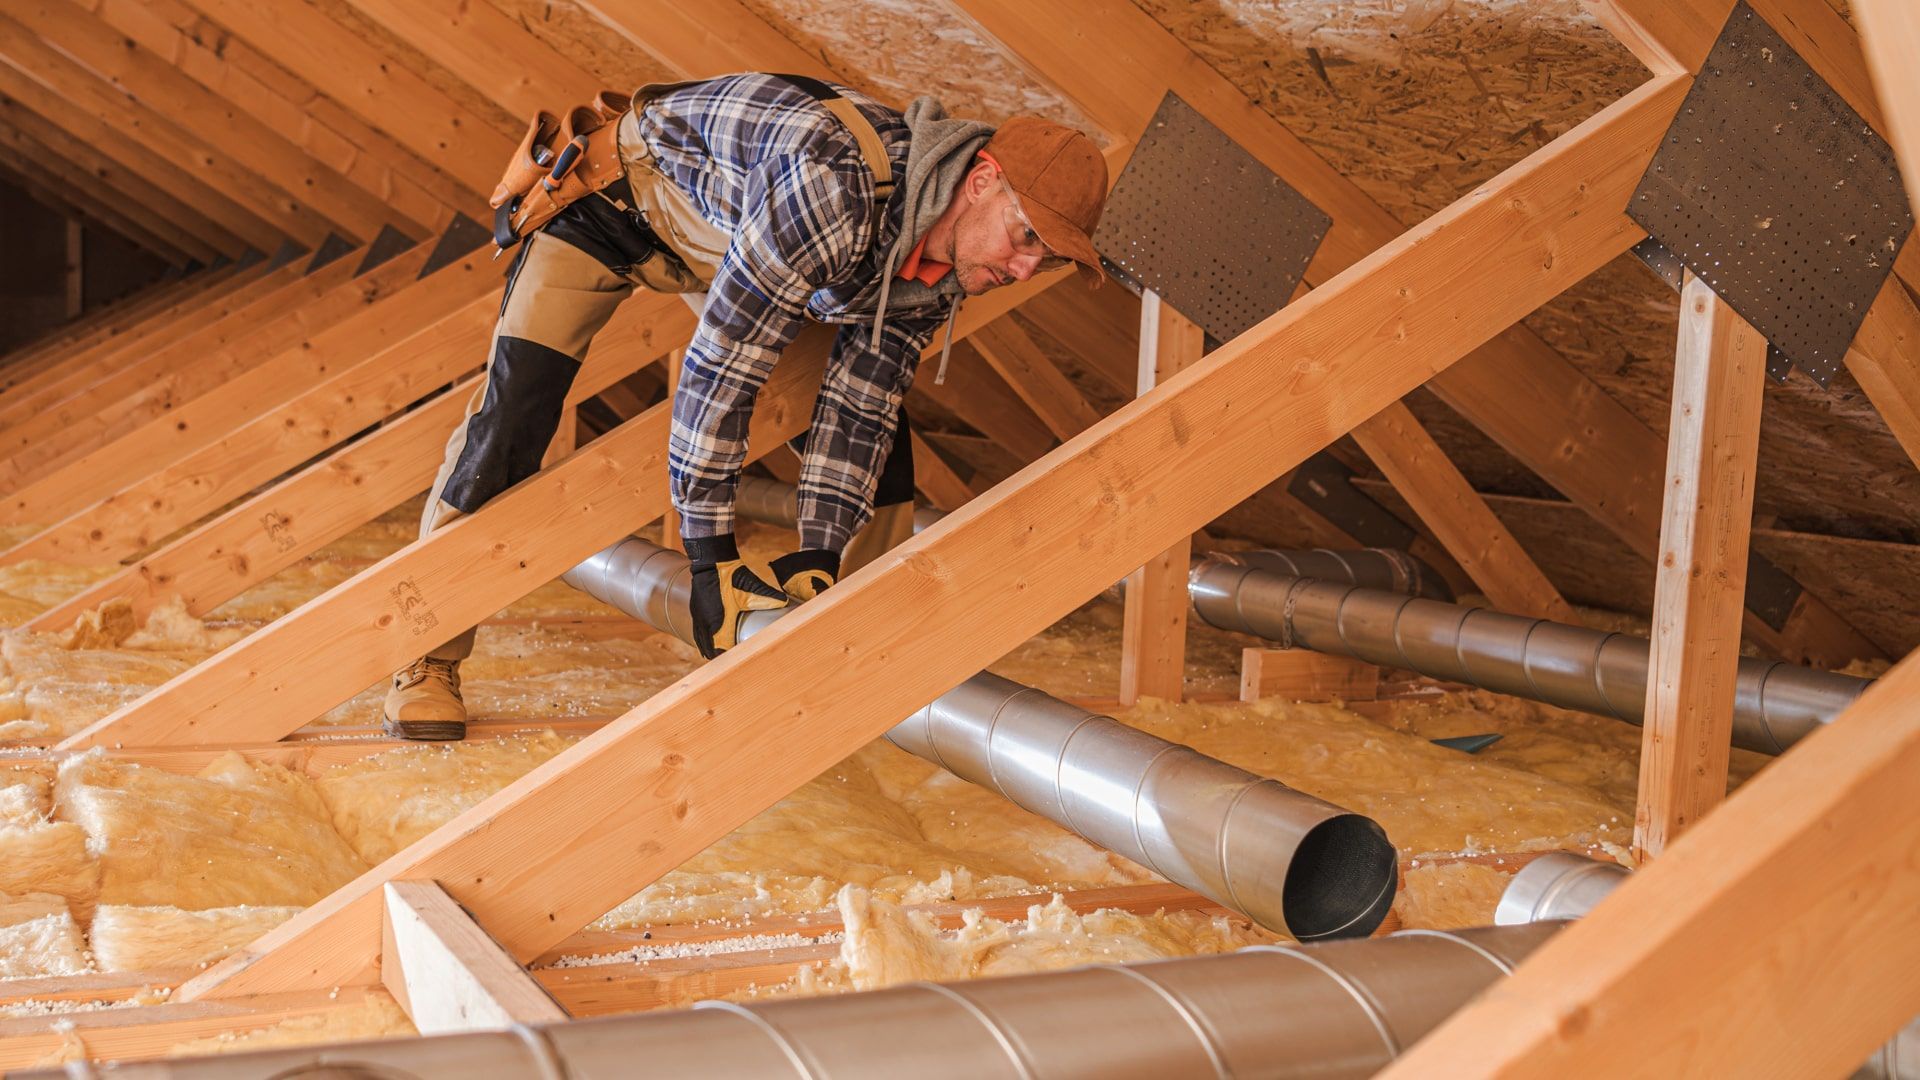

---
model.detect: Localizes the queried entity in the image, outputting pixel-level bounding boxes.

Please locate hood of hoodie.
[852,98,994,342]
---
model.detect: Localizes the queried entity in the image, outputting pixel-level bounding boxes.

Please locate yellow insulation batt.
[54,750,367,910]
[87,904,301,974]
[1390,862,1515,930]
[824,885,1274,993]
[0,767,98,920]
[0,892,88,978]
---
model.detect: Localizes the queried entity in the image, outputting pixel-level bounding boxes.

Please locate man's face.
[949,174,1060,296]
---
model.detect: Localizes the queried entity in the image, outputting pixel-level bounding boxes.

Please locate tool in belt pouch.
[488,76,895,295]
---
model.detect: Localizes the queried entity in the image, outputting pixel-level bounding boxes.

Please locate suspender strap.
[772,73,896,203]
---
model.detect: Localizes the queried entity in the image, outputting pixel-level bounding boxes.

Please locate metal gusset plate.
[419,213,493,278]
[1630,236,1798,380]
[1093,91,1331,344]
[1285,453,1418,551]
[1627,0,1913,387]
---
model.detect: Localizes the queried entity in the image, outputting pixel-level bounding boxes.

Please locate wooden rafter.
[177,0,514,196]
[0,249,483,528]
[26,293,694,630]
[164,75,1688,1000]
[949,0,1879,668]
[382,881,567,1033]
[339,0,602,117]
[0,152,197,266]
[0,273,206,375]
[575,0,832,80]
[969,317,1105,441]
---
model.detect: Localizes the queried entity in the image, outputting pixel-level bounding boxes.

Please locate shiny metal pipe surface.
[1497,855,1919,1080]
[1188,561,1873,755]
[562,535,1397,941]
[59,923,1566,1080]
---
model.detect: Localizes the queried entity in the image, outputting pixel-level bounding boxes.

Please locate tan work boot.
[382,656,466,741]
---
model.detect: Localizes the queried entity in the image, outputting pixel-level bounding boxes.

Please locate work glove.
[770,549,840,602]
[687,546,788,659]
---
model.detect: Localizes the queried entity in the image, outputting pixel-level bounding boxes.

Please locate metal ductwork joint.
[563,534,1397,941]
[1188,561,1873,755]
[59,922,1568,1080]
[1496,855,1918,1079]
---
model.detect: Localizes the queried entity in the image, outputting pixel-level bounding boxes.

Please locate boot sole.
[381,716,467,741]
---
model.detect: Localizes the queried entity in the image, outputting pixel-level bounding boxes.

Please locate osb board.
[1522,255,1920,543]
[731,0,1107,136]
[478,0,677,91]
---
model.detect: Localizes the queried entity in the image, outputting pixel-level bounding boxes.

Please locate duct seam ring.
[1214,780,1262,922]
[1128,741,1184,883]
[1245,945,1401,1056]
[1102,965,1232,1080]
[913,981,1040,1080]
[504,1021,568,1080]
[693,1001,819,1079]
[1394,928,1520,977]
[1051,712,1107,840]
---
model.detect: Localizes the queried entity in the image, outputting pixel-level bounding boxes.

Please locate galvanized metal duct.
[563,535,1396,940]
[58,922,1568,1080]
[1495,855,1918,1079]
[732,475,1452,601]
[1188,561,1873,755]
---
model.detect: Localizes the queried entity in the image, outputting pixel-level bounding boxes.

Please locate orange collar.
[897,236,951,287]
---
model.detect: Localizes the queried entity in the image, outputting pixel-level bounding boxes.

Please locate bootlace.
[397,656,461,692]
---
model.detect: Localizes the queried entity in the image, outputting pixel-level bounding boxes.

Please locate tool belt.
[488,75,897,294]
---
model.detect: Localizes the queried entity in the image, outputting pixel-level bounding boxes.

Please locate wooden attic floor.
[0,496,1755,1066]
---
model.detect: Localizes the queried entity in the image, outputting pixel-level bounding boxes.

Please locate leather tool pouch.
[491,95,630,251]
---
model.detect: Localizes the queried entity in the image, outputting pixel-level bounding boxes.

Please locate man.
[384,72,1109,740]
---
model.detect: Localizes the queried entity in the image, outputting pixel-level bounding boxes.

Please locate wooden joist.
[80,0,468,234]
[969,317,1106,441]
[0,142,203,266]
[1118,292,1203,705]
[911,347,1058,463]
[26,294,693,630]
[950,0,1879,668]
[0,249,394,487]
[1856,0,1920,206]
[1239,650,1381,703]
[14,0,411,242]
[1633,275,1768,861]
[0,263,499,566]
[382,881,568,1034]
[1351,401,1579,623]
[166,76,1688,1000]
[909,429,978,512]
[574,0,831,80]
[179,0,514,197]
[339,0,603,117]
[58,269,1071,753]
[0,257,311,441]
[0,251,494,529]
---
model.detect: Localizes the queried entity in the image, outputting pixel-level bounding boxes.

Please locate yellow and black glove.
[687,543,788,659]
[770,549,840,602]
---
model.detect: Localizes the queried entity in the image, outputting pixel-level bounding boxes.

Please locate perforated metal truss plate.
[1627,0,1913,387]
[1093,92,1331,344]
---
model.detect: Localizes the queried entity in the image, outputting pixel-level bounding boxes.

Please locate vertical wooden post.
[1119,291,1204,705]
[63,219,83,319]
[1634,272,1768,861]
[541,406,577,467]
[660,348,685,553]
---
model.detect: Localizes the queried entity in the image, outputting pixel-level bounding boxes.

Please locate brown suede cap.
[982,117,1109,283]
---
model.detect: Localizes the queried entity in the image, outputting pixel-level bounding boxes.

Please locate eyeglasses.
[997,178,1071,273]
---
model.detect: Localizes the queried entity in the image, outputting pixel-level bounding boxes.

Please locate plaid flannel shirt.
[637,73,958,553]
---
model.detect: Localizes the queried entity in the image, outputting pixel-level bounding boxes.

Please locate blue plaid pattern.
[642,74,955,552]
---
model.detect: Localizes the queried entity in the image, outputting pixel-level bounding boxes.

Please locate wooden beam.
[176,0,514,196]
[969,316,1105,441]
[382,880,566,1033]
[0,8,332,245]
[0,92,249,259]
[1634,274,1767,861]
[1385,643,1920,1078]
[0,253,492,528]
[1351,401,1579,622]
[0,261,498,564]
[0,255,308,440]
[909,427,978,512]
[168,77,1686,1000]
[951,0,1879,668]
[339,0,601,118]
[0,19,285,252]
[19,0,411,241]
[1119,291,1202,704]
[0,986,395,1070]
[27,296,691,630]
[910,344,1058,463]
[86,0,471,233]
[0,146,198,266]
[574,0,832,81]
[1856,0,1920,208]
[0,243,431,485]
[1240,649,1380,703]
